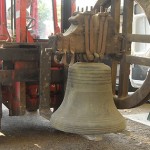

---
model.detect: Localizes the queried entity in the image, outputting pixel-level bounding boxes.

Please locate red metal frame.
[16,0,34,43]
[12,0,28,115]
[16,0,27,42]
[0,0,11,41]
[1,0,64,115]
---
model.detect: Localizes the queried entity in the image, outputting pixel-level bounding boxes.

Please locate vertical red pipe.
[16,0,27,42]
[11,0,27,115]
[0,0,11,41]
[0,0,7,25]
[30,0,38,37]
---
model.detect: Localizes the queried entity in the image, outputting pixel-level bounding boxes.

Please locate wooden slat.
[2,42,39,48]
[0,68,63,84]
[126,55,150,66]
[127,34,150,43]
[0,69,39,84]
[0,48,39,61]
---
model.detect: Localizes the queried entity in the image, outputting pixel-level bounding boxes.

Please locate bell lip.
[50,119,126,135]
[50,114,126,135]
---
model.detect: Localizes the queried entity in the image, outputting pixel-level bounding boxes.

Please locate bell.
[50,62,126,135]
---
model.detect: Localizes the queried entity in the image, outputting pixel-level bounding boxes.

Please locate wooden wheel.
[95,0,150,109]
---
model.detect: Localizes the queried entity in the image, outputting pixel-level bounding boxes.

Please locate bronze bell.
[50,62,126,135]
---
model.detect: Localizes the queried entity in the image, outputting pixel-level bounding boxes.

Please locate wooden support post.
[39,48,52,120]
[118,55,130,98]
[111,0,120,33]
[127,34,150,43]
[111,0,120,95]
[118,0,134,98]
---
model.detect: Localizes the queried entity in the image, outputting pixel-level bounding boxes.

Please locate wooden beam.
[0,69,38,84]
[126,55,150,66]
[111,0,121,32]
[118,0,134,98]
[39,48,52,119]
[127,34,150,43]
[111,0,120,95]
[0,48,39,61]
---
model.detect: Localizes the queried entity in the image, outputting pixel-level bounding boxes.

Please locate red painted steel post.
[0,0,11,41]
[16,0,27,42]
[10,0,27,115]
[0,0,7,26]
[30,0,38,37]
[26,0,37,42]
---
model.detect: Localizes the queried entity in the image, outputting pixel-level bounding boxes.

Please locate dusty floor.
[0,104,150,150]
